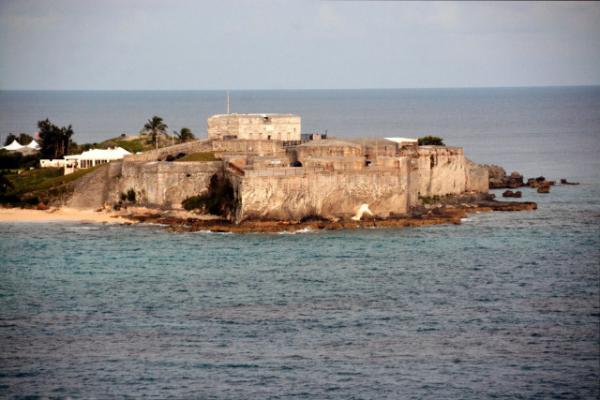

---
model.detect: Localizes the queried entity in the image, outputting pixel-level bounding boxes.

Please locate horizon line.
[1,84,600,92]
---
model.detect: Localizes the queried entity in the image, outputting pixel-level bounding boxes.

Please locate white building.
[384,137,419,147]
[40,147,131,175]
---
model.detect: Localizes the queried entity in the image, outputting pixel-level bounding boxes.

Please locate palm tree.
[173,127,195,143]
[141,116,168,149]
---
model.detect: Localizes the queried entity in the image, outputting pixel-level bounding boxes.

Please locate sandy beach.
[0,207,133,224]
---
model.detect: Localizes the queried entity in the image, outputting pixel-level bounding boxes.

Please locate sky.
[0,0,599,90]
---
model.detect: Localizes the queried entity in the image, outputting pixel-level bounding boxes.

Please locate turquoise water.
[1,186,598,398]
[1,87,599,398]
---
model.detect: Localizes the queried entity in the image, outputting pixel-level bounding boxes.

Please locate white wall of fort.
[208,114,301,141]
[232,163,410,222]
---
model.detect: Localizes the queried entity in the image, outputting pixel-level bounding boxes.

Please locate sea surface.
[1,88,599,399]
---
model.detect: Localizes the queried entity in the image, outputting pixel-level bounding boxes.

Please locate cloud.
[0,0,599,89]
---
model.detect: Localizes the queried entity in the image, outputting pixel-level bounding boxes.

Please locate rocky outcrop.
[527,176,555,188]
[484,165,524,188]
[560,179,579,185]
[502,190,522,198]
[537,182,551,193]
[122,197,538,233]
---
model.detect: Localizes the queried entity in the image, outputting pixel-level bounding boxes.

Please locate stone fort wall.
[208,114,301,141]
[231,163,410,223]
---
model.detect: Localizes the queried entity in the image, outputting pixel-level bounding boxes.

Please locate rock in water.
[502,190,522,198]
[485,164,508,189]
[537,182,551,193]
[560,178,580,185]
[507,171,524,188]
[484,165,525,189]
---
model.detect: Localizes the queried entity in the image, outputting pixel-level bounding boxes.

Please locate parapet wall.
[125,139,213,162]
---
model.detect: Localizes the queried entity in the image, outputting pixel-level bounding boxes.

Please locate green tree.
[3,133,34,147]
[38,119,74,159]
[418,136,445,146]
[0,171,14,194]
[18,133,34,145]
[173,127,195,143]
[141,116,168,150]
[3,133,17,146]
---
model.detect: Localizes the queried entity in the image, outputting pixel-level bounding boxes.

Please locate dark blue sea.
[1,88,599,399]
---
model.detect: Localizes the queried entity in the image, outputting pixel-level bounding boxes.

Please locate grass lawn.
[5,165,103,195]
[176,152,218,162]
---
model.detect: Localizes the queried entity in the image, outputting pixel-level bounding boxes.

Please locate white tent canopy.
[64,147,131,161]
[26,139,41,150]
[2,139,25,151]
[62,147,132,174]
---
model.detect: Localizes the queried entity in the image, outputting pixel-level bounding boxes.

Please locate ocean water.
[1,88,599,398]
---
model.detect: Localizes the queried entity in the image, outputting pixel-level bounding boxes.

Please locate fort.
[65,112,497,226]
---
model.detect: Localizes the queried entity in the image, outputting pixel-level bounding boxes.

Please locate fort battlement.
[67,114,489,223]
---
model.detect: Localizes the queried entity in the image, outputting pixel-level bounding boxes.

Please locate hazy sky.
[1,0,599,90]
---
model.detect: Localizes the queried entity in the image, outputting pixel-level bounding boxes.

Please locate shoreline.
[0,199,538,232]
[0,207,134,224]
[124,199,538,233]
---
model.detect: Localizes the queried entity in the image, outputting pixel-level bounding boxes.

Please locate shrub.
[181,174,235,216]
[182,194,208,211]
[0,150,41,170]
[418,136,445,146]
[126,189,136,203]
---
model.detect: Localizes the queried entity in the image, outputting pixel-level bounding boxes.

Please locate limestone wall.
[118,161,223,208]
[465,159,489,193]
[67,162,123,208]
[208,114,301,141]
[414,147,466,198]
[232,164,409,222]
[295,140,363,160]
[212,139,286,156]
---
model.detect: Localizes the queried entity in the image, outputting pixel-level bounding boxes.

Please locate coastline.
[0,207,134,224]
[0,199,538,232]
[122,199,538,233]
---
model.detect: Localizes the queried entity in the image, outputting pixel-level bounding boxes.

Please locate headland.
[2,112,540,231]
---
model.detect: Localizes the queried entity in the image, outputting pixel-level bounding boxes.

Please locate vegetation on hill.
[0,149,41,170]
[418,136,445,146]
[141,116,168,150]
[38,119,75,159]
[0,166,102,206]
[174,127,196,143]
